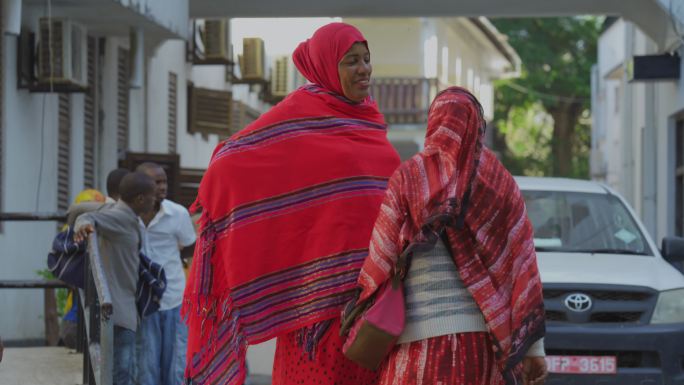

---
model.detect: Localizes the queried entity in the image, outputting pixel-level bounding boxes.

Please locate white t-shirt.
[139,199,197,310]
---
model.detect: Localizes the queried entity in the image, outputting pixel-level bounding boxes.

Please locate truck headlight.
[651,288,684,324]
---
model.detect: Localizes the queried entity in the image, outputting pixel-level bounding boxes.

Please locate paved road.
[0,346,274,385]
[0,347,82,385]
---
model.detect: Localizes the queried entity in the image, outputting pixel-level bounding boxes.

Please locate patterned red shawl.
[182,23,400,385]
[357,87,545,385]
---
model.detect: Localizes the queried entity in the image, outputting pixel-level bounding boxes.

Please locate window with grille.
[58,94,71,212]
[84,36,96,188]
[117,47,130,157]
[169,72,178,153]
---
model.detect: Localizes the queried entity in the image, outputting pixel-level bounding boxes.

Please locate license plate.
[545,356,617,374]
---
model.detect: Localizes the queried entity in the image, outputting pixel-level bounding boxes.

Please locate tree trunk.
[549,102,582,177]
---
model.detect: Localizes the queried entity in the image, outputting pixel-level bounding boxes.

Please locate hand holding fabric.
[74,224,94,243]
[523,356,548,385]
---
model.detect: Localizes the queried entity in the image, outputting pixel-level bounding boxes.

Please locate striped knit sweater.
[398,238,545,357]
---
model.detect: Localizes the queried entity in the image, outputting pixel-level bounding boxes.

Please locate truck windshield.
[522,190,652,255]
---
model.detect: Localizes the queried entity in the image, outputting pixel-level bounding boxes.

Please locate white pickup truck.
[517,177,684,385]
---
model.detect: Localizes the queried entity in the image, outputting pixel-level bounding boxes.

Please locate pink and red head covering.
[293,22,368,97]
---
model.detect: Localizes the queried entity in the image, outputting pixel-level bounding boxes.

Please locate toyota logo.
[564,293,592,312]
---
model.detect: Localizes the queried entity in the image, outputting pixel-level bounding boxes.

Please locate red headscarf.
[182,23,400,385]
[357,87,545,385]
[293,22,367,98]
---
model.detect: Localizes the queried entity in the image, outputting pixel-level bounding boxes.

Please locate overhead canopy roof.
[190,0,681,50]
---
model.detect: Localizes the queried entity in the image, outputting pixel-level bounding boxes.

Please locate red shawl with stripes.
[357,87,545,385]
[182,23,400,385]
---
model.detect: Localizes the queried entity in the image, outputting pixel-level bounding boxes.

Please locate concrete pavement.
[0,347,82,385]
[0,345,274,385]
[0,344,274,385]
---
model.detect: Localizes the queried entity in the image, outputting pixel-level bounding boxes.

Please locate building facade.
[0,4,519,353]
[345,17,520,159]
[592,12,684,245]
[0,0,269,343]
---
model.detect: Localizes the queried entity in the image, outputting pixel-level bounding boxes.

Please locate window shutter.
[168,72,178,153]
[230,100,260,135]
[187,85,232,138]
[179,168,204,209]
[83,36,96,188]
[0,2,4,224]
[676,119,684,236]
[117,47,130,156]
[57,94,71,212]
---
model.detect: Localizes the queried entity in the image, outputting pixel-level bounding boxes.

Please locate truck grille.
[544,290,651,302]
[543,284,657,324]
[546,311,567,322]
[590,312,642,323]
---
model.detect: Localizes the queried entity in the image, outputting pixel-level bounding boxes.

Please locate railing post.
[87,231,113,385]
[76,291,85,353]
[99,316,113,385]
[44,287,60,346]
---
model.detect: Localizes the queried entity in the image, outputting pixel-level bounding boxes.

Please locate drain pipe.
[621,22,635,205]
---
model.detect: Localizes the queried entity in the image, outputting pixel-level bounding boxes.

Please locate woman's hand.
[522,356,547,385]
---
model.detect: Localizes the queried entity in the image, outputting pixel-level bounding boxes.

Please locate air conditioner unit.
[37,18,87,88]
[239,37,265,81]
[193,19,232,64]
[271,56,289,98]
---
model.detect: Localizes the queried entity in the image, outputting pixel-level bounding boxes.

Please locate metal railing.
[0,279,69,346]
[0,212,113,385]
[81,229,113,385]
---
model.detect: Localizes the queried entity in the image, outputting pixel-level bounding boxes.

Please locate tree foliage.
[491,17,602,178]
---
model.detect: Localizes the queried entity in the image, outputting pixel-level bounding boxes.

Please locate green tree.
[492,17,602,177]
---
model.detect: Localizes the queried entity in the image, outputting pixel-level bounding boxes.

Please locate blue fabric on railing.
[47,227,87,289]
[136,252,166,317]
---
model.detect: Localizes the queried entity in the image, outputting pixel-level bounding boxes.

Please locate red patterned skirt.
[272,318,380,385]
[379,333,505,385]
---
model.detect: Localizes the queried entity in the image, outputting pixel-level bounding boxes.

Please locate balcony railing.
[370,77,438,125]
[0,212,113,385]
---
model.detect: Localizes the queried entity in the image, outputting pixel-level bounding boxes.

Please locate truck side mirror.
[661,237,684,263]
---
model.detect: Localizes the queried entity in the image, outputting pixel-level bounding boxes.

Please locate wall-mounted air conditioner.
[37,17,87,89]
[193,19,232,65]
[239,37,265,82]
[271,55,289,98]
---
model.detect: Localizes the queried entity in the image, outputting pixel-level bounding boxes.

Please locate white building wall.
[656,83,677,240]
[344,17,515,155]
[147,40,181,155]
[0,34,135,341]
[147,40,225,169]
[0,33,62,341]
[594,18,684,243]
[0,2,191,342]
[99,37,127,188]
[115,0,189,39]
[70,94,86,193]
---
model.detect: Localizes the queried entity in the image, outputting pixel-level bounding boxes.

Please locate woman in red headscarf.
[182,23,400,385]
[355,87,547,385]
